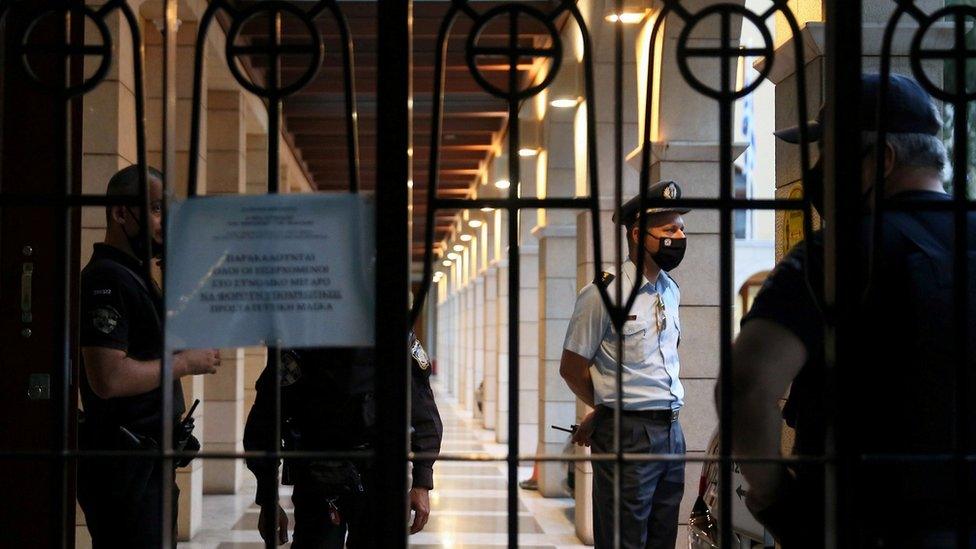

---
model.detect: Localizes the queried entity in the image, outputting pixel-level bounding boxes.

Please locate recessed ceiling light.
[550,97,580,108]
[460,234,473,242]
[442,259,452,267]
[605,11,646,24]
[495,179,511,189]
[480,207,495,212]
[468,219,483,228]
[518,148,539,157]
[453,244,465,252]
[447,252,459,260]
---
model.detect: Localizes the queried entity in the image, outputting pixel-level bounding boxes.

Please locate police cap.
[612,180,690,226]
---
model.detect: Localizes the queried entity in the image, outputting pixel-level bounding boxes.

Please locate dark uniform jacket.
[743,191,976,543]
[79,243,185,443]
[243,333,443,504]
[77,243,184,548]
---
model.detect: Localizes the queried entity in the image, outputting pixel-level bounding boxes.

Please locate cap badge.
[663,183,678,199]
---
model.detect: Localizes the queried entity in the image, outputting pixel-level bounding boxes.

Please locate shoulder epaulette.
[595,271,615,288]
[664,272,680,289]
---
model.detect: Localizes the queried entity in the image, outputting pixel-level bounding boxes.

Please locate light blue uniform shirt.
[563,260,683,410]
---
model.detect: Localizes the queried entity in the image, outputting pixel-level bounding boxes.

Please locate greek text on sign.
[164,193,375,349]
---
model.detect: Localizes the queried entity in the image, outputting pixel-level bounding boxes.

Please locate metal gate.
[0,0,972,547]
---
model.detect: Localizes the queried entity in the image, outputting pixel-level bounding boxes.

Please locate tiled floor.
[179,385,588,548]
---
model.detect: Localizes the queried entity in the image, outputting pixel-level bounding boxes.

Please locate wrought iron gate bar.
[0,449,846,464]
[434,197,812,211]
[0,194,149,207]
[413,453,836,464]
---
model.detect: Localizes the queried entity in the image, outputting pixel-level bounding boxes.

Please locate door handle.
[21,262,32,323]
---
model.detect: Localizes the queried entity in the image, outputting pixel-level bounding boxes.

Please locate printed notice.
[165,193,375,349]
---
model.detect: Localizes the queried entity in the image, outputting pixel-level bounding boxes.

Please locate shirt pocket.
[615,319,650,363]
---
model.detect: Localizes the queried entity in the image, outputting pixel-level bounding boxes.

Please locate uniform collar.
[622,259,665,293]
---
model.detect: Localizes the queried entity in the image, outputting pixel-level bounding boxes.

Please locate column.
[482,260,499,430]
[516,134,541,457]
[201,90,248,494]
[533,95,579,497]
[570,0,642,541]
[458,255,471,412]
[495,257,510,443]
[468,246,479,415]
[473,275,485,419]
[145,19,208,540]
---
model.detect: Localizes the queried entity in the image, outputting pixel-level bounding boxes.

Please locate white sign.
[164,193,375,349]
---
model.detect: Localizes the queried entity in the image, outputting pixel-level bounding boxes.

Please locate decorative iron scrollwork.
[18,4,112,97]
[464,3,562,100]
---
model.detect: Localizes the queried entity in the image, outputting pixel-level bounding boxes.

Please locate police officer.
[77,165,221,547]
[560,180,690,549]
[729,74,976,546]
[244,331,443,547]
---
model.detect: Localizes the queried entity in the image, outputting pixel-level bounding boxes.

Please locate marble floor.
[179,385,589,548]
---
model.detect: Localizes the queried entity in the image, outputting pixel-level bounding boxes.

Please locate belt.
[598,406,679,422]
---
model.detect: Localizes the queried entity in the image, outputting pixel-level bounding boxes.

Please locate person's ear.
[110,205,128,226]
[883,142,896,178]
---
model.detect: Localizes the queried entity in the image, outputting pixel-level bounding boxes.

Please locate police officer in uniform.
[729,74,976,546]
[560,180,690,549]
[78,165,221,547]
[244,331,443,547]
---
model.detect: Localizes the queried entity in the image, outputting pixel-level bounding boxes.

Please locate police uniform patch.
[595,271,616,288]
[411,337,430,370]
[663,182,678,199]
[92,306,121,334]
[280,352,303,387]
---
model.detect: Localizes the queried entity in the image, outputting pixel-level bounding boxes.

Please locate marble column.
[482,262,499,430]
[495,257,510,443]
[145,19,209,540]
[533,99,580,497]
[569,1,643,539]
[473,275,485,419]
[516,213,540,455]
[198,89,248,494]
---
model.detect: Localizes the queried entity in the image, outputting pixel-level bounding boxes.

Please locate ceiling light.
[453,244,465,252]
[495,179,511,189]
[442,259,452,267]
[480,207,495,212]
[459,234,473,242]
[550,97,580,108]
[468,219,483,228]
[518,148,539,157]
[606,11,646,24]
[447,252,459,260]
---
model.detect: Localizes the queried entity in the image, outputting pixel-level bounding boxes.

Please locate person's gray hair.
[862,131,950,180]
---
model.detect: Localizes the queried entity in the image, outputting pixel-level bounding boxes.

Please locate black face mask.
[646,234,687,272]
[123,207,163,260]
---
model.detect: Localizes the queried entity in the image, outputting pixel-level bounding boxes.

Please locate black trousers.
[591,409,686,549]
[77,456,179,549]
[290,466,374,549]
